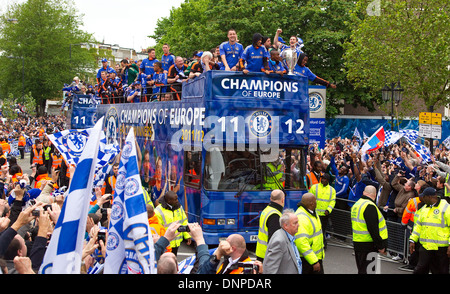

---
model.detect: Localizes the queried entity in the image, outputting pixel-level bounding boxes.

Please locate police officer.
[309,173,336,248]
[255,189,285,262]
[409,187,450,274]
[351,185,388,274]
[294,193,325,274]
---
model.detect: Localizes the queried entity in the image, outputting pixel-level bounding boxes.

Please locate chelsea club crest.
[105,107,119,145]
[309,92,324,113]
[62,131,87,157]
[249,110,272,137]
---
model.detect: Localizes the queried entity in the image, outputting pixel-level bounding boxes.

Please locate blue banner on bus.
[77,71,311,244]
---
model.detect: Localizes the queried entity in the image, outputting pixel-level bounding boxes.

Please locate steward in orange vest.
[18,134,26,159]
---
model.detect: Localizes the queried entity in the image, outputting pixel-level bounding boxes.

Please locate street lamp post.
[382,81,403,131]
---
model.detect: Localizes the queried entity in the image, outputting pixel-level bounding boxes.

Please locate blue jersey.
[136,73,150,94]
[96,66,116,80]
[140,58,159,76]
[219,41,244,69]
[268,60,287,73]
[152,72,167,98]
[242,45,268,72]
[128,89,141,103]
[161,54,175,72]
[293,65,316,81]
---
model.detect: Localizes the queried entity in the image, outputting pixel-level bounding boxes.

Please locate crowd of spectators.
[0,28,447,275]
[0,116,447,275]
[62,28,335,108]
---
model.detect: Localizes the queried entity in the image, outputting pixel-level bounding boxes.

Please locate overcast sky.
[0,0,185,50]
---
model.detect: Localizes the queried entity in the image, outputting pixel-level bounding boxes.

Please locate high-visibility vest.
[401,197,421,226]
[34,173,56,189]
[108,175,116,195]
[43,146,51,161]
[32,148,44,165]
[1,141,10,154]
[294,205,324,265]
[445,174,450,197]
[255,205,282,259]
[52,154,63,169]
[148,215,171,252]
[216,256,252,274]
[154,204,189,248]
[143,188,153,206]
[18,136,26,147]
[263,162,284,190]
[306,171,321,189]
[351,198,388,243]
[310,183,336,216]
[410,199,450,251]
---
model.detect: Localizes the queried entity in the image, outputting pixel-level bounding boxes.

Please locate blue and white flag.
[353,127,362,142]
[443,136,450,149]
[47,128,91,166]
[39,117,103,274]
[178,248,216,274]
[103,128,156,274]
[400,129,419,143]
[384,130,404,147]
[47,124,120,202]
[47,126,119,168]
[409,140,432,164]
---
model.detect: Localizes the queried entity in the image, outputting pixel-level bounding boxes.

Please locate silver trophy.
[282,48,297,75]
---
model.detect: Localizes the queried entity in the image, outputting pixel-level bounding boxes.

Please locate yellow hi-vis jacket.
[154,204,190,248]
[256,205,282,259]
[294,205,324,265]
[351,198,388,243]
[309,183,336,216]
[410,199,450,251]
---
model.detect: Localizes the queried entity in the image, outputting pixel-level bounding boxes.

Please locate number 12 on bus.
[96,71,311,244]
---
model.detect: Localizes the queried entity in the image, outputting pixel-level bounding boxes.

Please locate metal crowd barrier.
[327,198,408,261]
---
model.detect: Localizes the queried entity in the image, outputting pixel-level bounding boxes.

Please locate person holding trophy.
[274,28,304,57]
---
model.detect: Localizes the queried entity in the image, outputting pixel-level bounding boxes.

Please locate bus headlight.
[227,219,235,225]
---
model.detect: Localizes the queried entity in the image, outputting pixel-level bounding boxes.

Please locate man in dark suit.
[263,209,302,274]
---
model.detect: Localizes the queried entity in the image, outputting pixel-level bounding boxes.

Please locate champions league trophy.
[282,48,297,75]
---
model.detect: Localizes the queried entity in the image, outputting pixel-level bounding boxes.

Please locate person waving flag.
[360,126,385,155]
[39,117,104,274]
[103,128,156,274]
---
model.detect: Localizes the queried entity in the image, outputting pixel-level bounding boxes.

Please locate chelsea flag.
[39,117,103,274]
[103,128,156,274]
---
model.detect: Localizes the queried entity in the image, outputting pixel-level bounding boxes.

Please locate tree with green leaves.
[343,0,449,114]
[0,0,97,115]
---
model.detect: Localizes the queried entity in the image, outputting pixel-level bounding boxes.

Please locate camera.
[178,225,190,232]
[16,179,27,189]
[32,209,40,217]
[232,262,260,274]
[97,231,106,244]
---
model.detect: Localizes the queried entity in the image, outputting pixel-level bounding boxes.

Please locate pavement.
[176,236,412,275]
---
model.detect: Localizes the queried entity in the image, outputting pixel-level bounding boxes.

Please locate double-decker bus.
[77,70,310,245]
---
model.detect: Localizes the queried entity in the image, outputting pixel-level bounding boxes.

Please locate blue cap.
[420,187,436,197]
[101,58,108,63]
[195,51,203,57]
[278,37,285,44]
